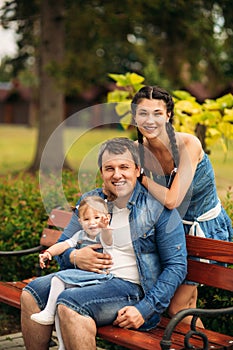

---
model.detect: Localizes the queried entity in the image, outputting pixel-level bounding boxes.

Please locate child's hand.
[39,251,52,269]
[98,214,110,229]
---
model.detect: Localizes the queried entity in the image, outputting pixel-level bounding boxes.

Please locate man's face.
[101,149,140,207]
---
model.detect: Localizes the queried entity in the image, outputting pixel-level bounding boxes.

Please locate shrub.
[0,170,96,281]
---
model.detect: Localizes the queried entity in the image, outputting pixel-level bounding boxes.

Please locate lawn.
[0,125,131,173]
[0,124,232,199]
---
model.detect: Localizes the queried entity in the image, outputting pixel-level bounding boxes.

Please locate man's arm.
[135,208,187,323]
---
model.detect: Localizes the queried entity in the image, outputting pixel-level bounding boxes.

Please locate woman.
[131,85,233,327]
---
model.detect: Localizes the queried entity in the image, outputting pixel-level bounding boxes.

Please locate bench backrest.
[41,209,233,292]
[186,235,233,291]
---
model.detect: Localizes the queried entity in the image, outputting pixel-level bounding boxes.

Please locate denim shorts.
[24,274,160,330]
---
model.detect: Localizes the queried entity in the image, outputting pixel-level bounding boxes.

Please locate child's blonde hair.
[77,196,108,218]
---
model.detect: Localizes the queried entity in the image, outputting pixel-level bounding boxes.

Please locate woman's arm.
[141,135,203,209]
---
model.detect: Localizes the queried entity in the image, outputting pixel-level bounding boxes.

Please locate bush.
[0,170,95,281]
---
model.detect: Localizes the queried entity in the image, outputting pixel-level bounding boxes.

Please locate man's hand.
[70,245,112,273]
[113,306,144,329]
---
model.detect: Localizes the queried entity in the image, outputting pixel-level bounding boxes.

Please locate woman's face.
[134,98,169,140]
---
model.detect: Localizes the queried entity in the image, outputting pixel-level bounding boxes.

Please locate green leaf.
[172,90,196,101]
[108,73,128,86]
[216,93,233,109]
[107,90,129,103]
[207,128,221,138]
[120,113,133,130]
[175,100,202,115]
[128,72,145,85]
[203,99,221,110]
[115,102,131,117]
[223,109,233,122]
[218,122,233,139]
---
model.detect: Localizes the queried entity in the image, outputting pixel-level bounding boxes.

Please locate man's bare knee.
[21,290,40,314]
[58,304,96,330]
[21,291,53,350]
[58,305,97,349]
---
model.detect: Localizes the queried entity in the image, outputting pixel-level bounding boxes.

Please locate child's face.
[79,207,107,239]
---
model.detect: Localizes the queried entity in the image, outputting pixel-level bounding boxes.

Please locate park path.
[0,332,105,349]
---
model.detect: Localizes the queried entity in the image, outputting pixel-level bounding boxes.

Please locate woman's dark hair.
[131,86,180,169]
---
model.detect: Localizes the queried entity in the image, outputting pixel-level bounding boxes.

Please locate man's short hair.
[98,137,140,169]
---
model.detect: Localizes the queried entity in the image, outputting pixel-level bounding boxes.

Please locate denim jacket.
[56,181,187,324]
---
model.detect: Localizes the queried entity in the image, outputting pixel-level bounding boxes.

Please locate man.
[21,137,187,350]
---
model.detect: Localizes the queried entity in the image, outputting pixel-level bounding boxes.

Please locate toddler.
[30,195,113,325]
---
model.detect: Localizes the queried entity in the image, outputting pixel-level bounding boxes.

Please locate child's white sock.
[55,312,65,350]
[30,276,65,325]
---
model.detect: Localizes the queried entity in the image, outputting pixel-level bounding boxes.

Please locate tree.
[28,0,70,172]
[1,0,69,172]
[2,1,232,93]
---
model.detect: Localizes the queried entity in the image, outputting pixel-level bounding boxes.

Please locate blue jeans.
[24,274,160,331]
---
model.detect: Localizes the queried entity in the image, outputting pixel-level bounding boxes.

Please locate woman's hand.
[70,245,113,273]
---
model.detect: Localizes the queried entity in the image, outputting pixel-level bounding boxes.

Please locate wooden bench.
[0,208,233,350]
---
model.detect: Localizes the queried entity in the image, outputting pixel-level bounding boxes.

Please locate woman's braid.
[137,127,145,170]
[166,122,180,168]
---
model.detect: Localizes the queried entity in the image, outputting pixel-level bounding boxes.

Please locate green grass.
[209,142,233,198]
[0,125,232,199]
[0,125,131,174]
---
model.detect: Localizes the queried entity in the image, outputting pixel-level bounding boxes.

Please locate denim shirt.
[56,182,187,322]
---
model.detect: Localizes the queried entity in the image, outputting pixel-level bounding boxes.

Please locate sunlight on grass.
[0,125,37,173]
[209,142,233,198]
[0,125,232,199]
[0,125,131,174]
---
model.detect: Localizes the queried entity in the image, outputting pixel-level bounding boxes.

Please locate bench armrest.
[0,245,44,257]
[160,306,233,350]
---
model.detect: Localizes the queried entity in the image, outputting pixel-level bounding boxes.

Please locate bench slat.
[0,281,26,308]
[47,209,72,228]
[187,259,233,291]
[97,325,183,350]
[0,278,37,309]
[186,235,233,264]
[40,228,63,247]
[97,321,232,350]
